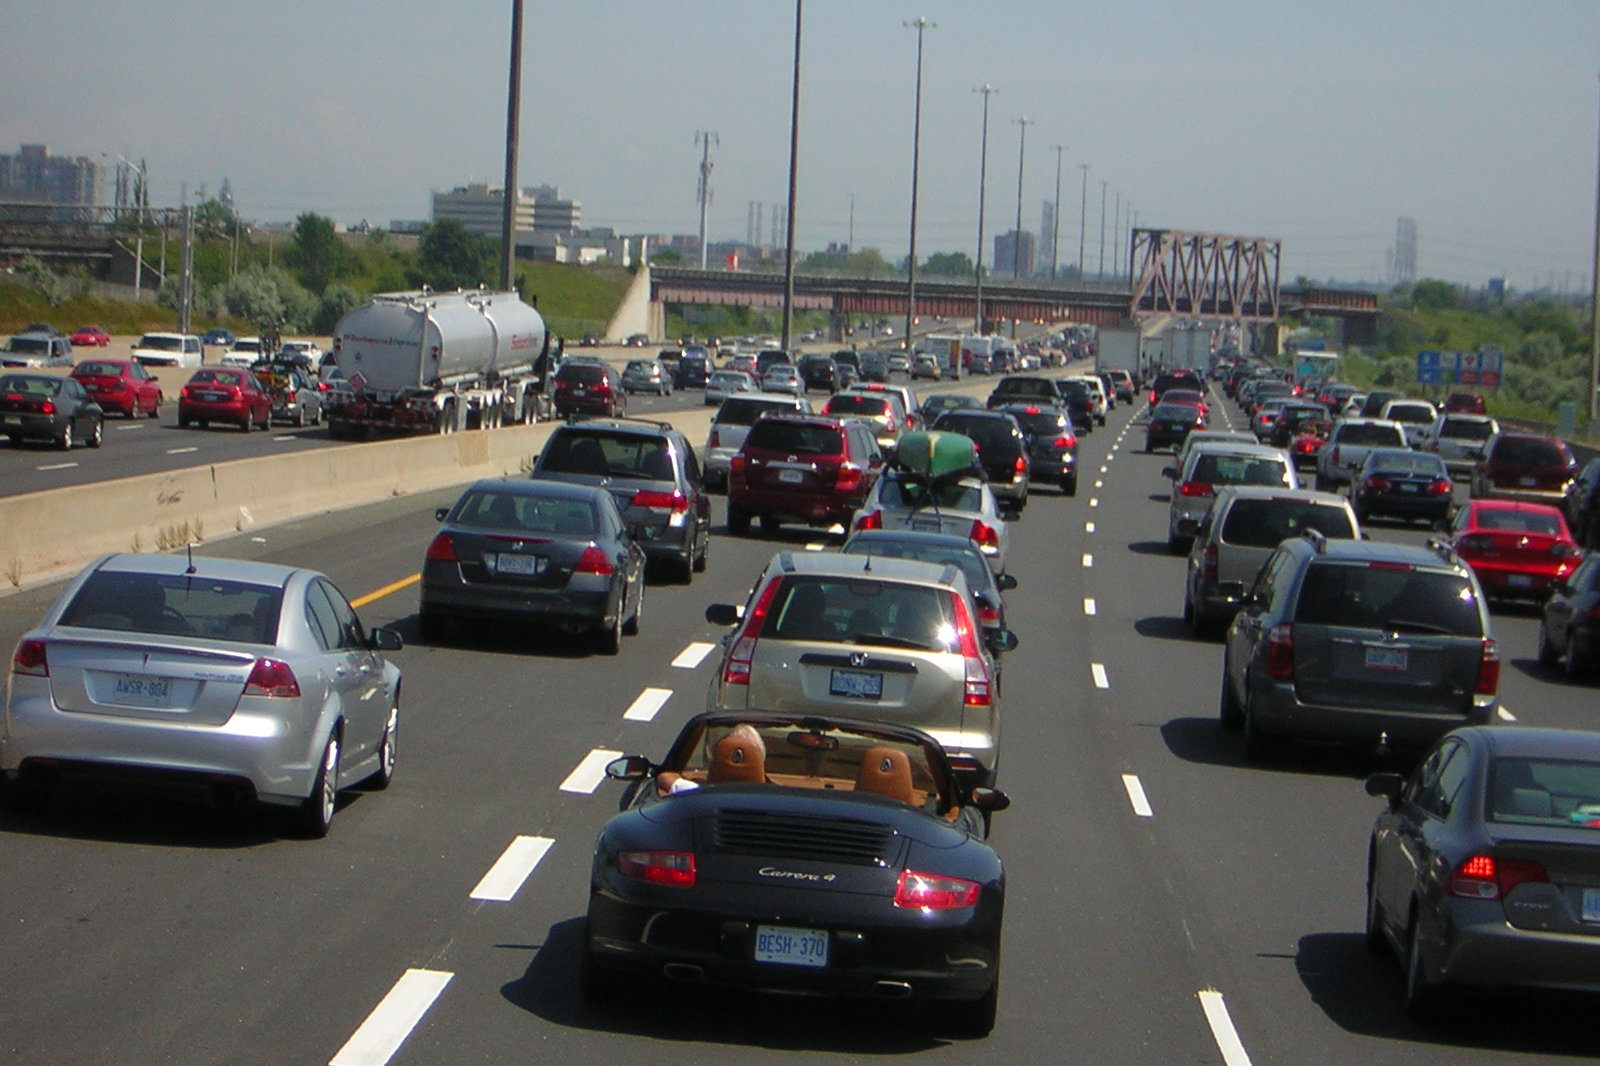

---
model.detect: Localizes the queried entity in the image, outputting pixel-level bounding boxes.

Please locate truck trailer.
[1094,325,1143,380]
[324,288,555,438]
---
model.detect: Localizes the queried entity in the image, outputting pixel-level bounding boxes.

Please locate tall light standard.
[780,0,803,349]
[1097,179,1108,280]
[1077,162,1090,279]
[104,152,148,298]
[1050,144,1065,280]
[1010,117,1033,281]
[903,16,935,351]
[972,84,997,335]
[499,0,524,292]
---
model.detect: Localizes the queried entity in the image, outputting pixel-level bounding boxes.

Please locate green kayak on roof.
[894,430,977,480]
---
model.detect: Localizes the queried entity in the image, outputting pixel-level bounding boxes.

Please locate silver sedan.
[1,553,403,837]
[849,469,1011,574]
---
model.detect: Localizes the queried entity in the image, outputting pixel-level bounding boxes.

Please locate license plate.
[112,674,172,705]
[571,388,586,396]
[830,668,883,699]
[778,469,805,484]
[200,391,224,402]
[1400,483,1418,493]
[1365,646,1408,672]
[754,925,829,968]
[1584,888,1600,923]
[2,414,18,425]
[910,516,943,532]
[493,553,546,576]
[1520,477,1537,487]
[1508,574,1533,588]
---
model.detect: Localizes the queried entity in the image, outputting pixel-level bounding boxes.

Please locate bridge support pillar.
[829,310,849,343]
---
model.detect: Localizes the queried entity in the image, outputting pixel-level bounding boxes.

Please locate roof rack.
[562,413,674,433]
[1300,527,1328,553]
[1424,537,1460,564]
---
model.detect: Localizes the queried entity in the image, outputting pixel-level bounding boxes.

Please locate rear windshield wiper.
[847,633,929,651]
[1384,619,1462,636]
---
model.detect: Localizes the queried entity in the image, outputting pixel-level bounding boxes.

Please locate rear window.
[1188,453,1291,487]
[1386,404,1434,423]
[716,398,794,426]
[824,395,890,417]
[1368,451,1446,476]
[1336,423,1405,447]
[1475,508,1563,536]
[190,369,243,386]
[0,375,61,395]
[1440,418,1493,440]
[74,362,124,377]
[879,476,983,512]
[745,420,843,455]
[541,429,674,480]
[1220,499,1356,548]
[556,364,605,384]
[1295,563,1481,635]
[1006,409,1068,435]
[61,572,284,645]
[6,337,48,354]
[935,415,1019,451]
[451,489,597,536]
[760,575,955,652]
[1494,438,1564,466]
[1487,758,1600,826]
[842,539,989,595]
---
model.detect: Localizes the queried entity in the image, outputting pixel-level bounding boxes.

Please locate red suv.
[726,414,885,535]
[553,360,626,417]
[1443,391,1487,414]
[1471,432,1578,506]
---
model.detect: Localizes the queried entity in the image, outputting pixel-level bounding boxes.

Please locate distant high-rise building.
[995,230,1036,277]
[1391,217,1417,286]
[0,144,102,221]
[431,183,580,238]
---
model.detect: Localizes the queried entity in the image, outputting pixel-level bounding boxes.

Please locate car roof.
[1466,498,1566,516]
[92,551,299,588]
[1291,536,1464,570]
[1185,441,1289,460]
[1212,485,1349,505]
[551,416,680,440]
[844,528,984,553]
[763,548,972,591]
[1468,725,1600,761]
[1333,418,1403,431]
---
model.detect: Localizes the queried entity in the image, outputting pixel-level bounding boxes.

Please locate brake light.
[576,545,614,575]
[724,577,783,685]
[1449,853,1546,900]
[1013,455,1027,475]
[244,658,301,698]
[969,520,1000,551]
[1427,478,1451,495]
[950,591,991,707]
[1202,541,1218,581]
[1178,481,1214,498]
[836,463,863,493]
[618,850,696,887]
[40,400,56,416]
[630,489,689,513]
[884,413,897,433]
[12,638,47,677]
[894,869,981,909]
[1476,638,1500,695]
[730,454,747,475]
[1266,623,1294,679]
[1365,475,1392,492]
[1023,406,1040,415]
[853,508,883,531]
[707,427,720,448]
[1053,434,1076,449]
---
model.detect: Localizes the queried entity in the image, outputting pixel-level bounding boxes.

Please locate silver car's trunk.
[46,637,256,726]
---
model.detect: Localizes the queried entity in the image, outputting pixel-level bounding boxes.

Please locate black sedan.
[0,373,104,450]
[1365,726,1600,1017]
[999,402,1079,495]
[582,712,1009,1037]
[418,477,645,653]
[1349,448,1453,527]
[1539,550,1600,679]
[1144,401,1204,453]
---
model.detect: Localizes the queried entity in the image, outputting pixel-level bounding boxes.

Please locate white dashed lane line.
[1089,498,1099,508]
[1084,598,1096,616]
[35,462,78,471]
[469,835,554,903]
[1082,553,1093,568]
[623,687,673,722]
[671,642,716,669]
[1091,663,1110,689]
[560,749,623,794]
[1085,521,1095,533]
[1197,989,1255,1066]
[1498,705,1517,722]
[114,424,145,431]
[165,446,198,455]
[329,968,453,1066]
[1121,774,1154,817]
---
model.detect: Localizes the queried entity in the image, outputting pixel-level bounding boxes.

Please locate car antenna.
[185,542,197,575]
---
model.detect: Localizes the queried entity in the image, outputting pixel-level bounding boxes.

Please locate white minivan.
[130,332,203,368]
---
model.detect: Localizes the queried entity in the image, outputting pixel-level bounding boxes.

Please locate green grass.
[516,262,632,337]
[0,281,180,335]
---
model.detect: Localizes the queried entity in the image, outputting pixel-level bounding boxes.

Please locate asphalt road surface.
[1,391,1594,1065]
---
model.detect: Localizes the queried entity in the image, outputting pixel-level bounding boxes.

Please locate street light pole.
[903,17,936,352]
[973,84,997,335]
[1097,179,1108,281]
[499,0,524,292]
[780,0,804,349]
[1051,144,1065,281]
[1011,117,1033,282]
[1077,162,1090,279]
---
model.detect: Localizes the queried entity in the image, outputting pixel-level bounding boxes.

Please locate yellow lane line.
[352,573,420,609]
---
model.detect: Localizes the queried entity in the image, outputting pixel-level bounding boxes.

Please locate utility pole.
[903,17,936,351]
[1113,190,1122,277]
[1591,71,1600,421]
[695,130,718,270]
[780,0,803,349]
[973,84,997,335]
[1097,179,1108,280]
[1077,163,1090,279]
[848,192,855,253]
[500,0,524,292]
[1050,145,1065,281]
[178,206,194,335]
[1011,117,1033,281]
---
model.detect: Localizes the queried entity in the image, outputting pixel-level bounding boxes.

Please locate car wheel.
[596,595,624,655]
[129,396,141,419]
[1167,533,1185,555]
[622,583,642,635]
[1242,695,1277,763]
[1565,635,1587,682]
[294,732,340,838]
[942,978,999,1039]
[727,504,751,536]
[178,416,190,429]
[365,704,398,790]
[1537,622,1560,669]
[87,418,103,449]
[759,513,782,536]
[1218,656,1244,731]
[1315,475,1330,492]
[692,529,709,573]
[150,393,163,418]
[1404,915,1445,1021]
[1365,873,1388,955]
[1144,438,1153,453]
[296,404,308,428]
[418,608,447,643]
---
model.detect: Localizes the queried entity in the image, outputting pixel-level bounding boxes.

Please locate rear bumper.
[1250,678,1495,749]
[1430,901,1600,995]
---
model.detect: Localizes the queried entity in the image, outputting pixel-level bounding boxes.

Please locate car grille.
[709,810,897,866]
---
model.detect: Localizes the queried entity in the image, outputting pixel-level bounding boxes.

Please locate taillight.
[969,520,1000,551]
[1427,478,1451,495]
[950,591,991,707]
[1266,623,1295,679]
[1365,475,1392,492]
[12,638,47,677]
[730,454,747,475]
[180,386,191,398]
[618,850,696,887]
[425,533,458,562]
[40,400,56,415]
[1052,434,1076,449]
[884,413,897,433]
[630,489,689,513]
[724,577,783,685]
[977,602,999,625]
[576,545,615,575]
[229,386,243,400]
[894,869,981,909]
[244,658,300,698]
[1178,481,1214,498]
[1202,541,1218,581]
[1449,853,1546,900]
[1013,455,1026,474]
[1331,445,1341,464]
[1476,638,1500,695]
[707,428,720,448]
[836,463,863,493]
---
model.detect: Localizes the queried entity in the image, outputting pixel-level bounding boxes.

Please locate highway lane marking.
[351,573,420,609]
[1091,663,1109,689]
[623,687,673,722]
[561,748,623,793]
[1082,553,1093,567]
[272,434,300,443]
[1121,774,1154,817]
[1089,497,1099,508]
[469,835,554,902]
[329,968,453,1066]
[1085,521,1095,533]
[1083,598,1096,616]
[1099,465,1108,474]
[1498,705,1517,722]
[1094,479,1103,489]
[672,642,716,669]
[165,446,199,455]
[114,424,145,431]
[35,462,78,471]
[804,542,826,551]
[1197,989,1254,1066]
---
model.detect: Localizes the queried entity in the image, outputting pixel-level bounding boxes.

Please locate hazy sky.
[5,1,1597,289]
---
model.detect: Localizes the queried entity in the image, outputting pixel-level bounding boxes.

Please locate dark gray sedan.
[1366,726,1600,1017]
[419,478,645,653]
[0,373,104,449]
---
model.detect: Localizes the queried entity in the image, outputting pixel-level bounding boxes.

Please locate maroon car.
[1471,432,1578,507]
[70,359,163,419]
[552,360,626,418]
[177,367,272,431]
[726,413,885,536]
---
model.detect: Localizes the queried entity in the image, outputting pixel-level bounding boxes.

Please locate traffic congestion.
[3,328,1600,1064]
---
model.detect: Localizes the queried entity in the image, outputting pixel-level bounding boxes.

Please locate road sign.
[1478,344,1504,388]
[1416,349,1442,385]
[1458,350,1479,386]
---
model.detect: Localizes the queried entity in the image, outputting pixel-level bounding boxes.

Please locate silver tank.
[333,289,546,394]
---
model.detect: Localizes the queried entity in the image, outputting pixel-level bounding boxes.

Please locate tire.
[418,608,446,643]
[942,979,999,1039]
[759,513,782,536]
[1404,915,1445,1021]
[150,393,163,418]
[198,419,208,429]
[129,396,141,419]
[1566,636,1587,682]
[294,732,340,839]
[1218,658,1244,731]
[596,597,624,655]
[240,413,252,432]
[579,930,628,1003]
[622,583,642,635]
[1062,475,1077,497]
[1315,475,1330,492]
[1144,438,1153,454]
[178,417,190,429]
[87,418,102,449]
[1242,695,1277,763]
[56,421,73,450]
[692,529,709,573]
[1365,873,1388,955]
[295,404,308,428]
[727,504,752,536]
[1167,533,1185,555]
[1537,622,1560,668]
[365,705,398,790]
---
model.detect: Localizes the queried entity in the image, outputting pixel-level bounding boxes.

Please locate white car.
[761,364,804,396]
[220,338,266,367]
[1422,413,1498,478]
[1378,398,1439,448]
[704,393,812,489]
[130,332,203,368]
[850,469,1011,575]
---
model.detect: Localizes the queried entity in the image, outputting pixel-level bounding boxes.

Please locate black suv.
[985,375,1059,409]
[1220,533,1498,762]
[798,353,841,393]
[931,409,1031,510]
[673,351,711,390]
[531,418,712,581]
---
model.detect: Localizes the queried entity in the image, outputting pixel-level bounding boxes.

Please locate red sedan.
[70,325,111,348]
[1447,499,1582,602]
[69,359,163,419]
[177,367,272,431]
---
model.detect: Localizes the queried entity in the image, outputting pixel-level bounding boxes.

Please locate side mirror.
[369,626,404,652]
[705,602,742,626]
[999,507,1021,523]
[1365,772,1404,802]
[987,628,1019,654]
[605,755,653,781]
[969,786,1011,812]
[996,572,1018,592]
[1162,466,1177,480]
[434,507,449,521]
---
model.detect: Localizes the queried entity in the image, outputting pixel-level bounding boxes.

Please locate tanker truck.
[323,288,556,438]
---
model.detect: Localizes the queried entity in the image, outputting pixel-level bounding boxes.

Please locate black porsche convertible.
[582,712,1010,1037]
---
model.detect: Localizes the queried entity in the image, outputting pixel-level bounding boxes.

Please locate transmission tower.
[695,131,718,269]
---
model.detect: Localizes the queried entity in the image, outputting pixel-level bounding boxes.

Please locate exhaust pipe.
[662,963,706,983]
[871,980,913,999]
